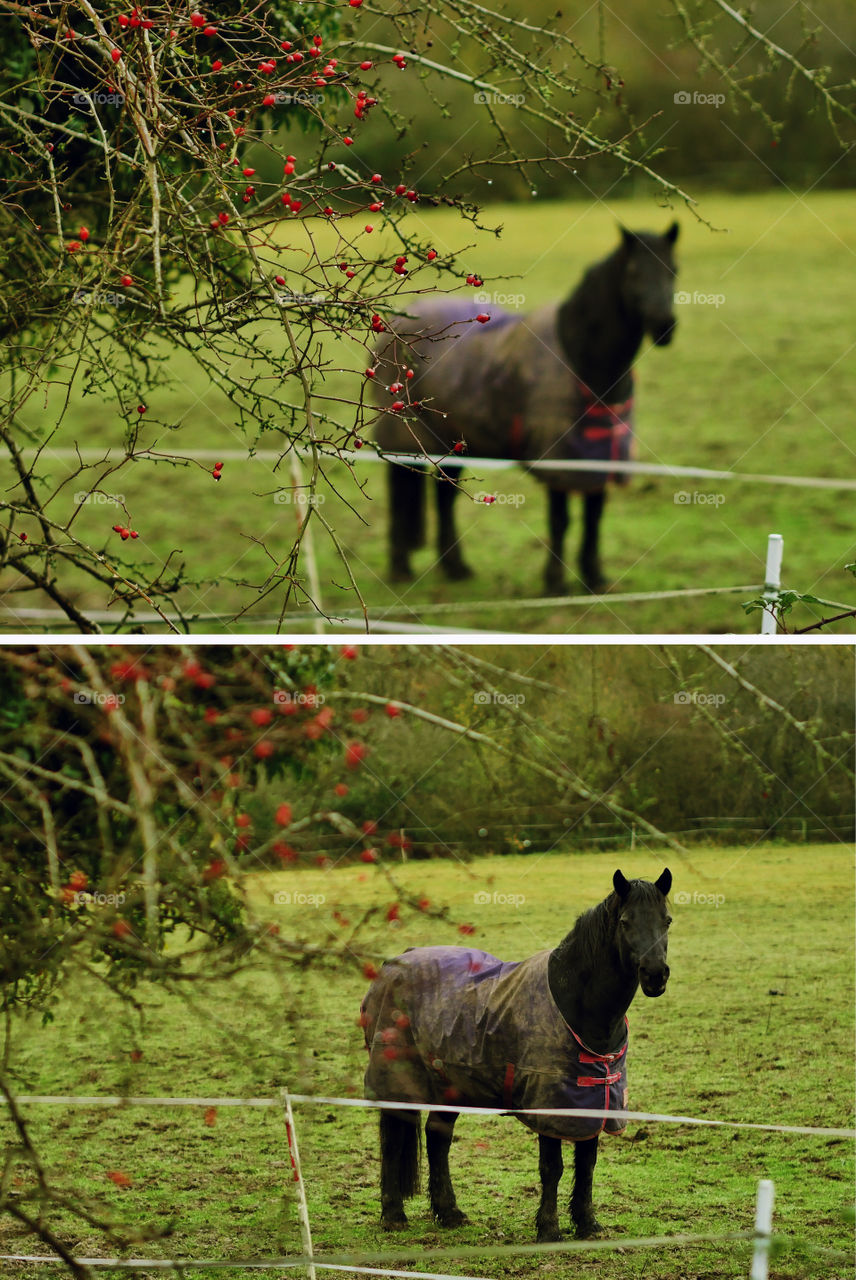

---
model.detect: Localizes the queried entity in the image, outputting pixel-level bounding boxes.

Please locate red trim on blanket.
[502,1062,515,1107]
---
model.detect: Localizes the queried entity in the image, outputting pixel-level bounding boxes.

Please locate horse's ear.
[655,867,672,896]
[613,869,631,900]
[664,221,679,244]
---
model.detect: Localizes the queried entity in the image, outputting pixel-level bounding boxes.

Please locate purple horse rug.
[372,298,635,492]
[361,946,628,1143]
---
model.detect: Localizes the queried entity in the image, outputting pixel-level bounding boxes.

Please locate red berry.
[254,740,274,759]
[212,58,223,69]
[263,93,276,106]
[113,919,132,939]
[344,136,354,145]
[120,274,133,286]
[334,783,348,797]
[236,813,252,828]
[190,12,205,26]
[364,224,373,233]
[385,703,401,718]
[476,313,490,323]
[341,645,358,659]
[111,48,121,62]
[360,61,373,70]
[79,226,90,241]
[361,848,378,864]
[250,708,273,726]
[426,249,437,261]
[242,167,255,177]
[203,25,217,35]
[274,274,286,286]
[365,368,376,378]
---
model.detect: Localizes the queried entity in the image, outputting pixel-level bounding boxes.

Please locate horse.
[361,867,672,1240]
[371,224,679,594]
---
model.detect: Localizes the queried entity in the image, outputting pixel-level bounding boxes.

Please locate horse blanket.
[362,946,629,1142]
[372,299,635,493]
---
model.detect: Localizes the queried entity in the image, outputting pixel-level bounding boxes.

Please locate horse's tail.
[389,463,426,551]
[380,1109,422,1199]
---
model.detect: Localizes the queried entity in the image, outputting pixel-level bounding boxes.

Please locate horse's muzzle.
[651,321,676,347]
[639,964,670,997]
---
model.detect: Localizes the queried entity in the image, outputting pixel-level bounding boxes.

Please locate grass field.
[2,845,853,1279]
[3,190,855,634]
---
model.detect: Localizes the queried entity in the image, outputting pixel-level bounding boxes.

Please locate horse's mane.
[557,880,664,969]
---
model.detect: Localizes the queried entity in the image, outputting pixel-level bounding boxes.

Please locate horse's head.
[612,868,672,997]
[618,223,679,347]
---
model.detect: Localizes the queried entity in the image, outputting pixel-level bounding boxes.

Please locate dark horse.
[361,868,672,1239]
[372,225,679,593]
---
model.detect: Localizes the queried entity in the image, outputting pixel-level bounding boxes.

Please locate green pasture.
[4,189,855,633]
[1,845,853,1278]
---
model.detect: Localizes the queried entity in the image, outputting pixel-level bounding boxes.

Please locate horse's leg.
[544,487,569,594]
[570,1134,603,1238]
[380,1110,421,1230]
[426,1111,468,1226]
[535,1134,564,1242]
[388,464,425,581]
[579,490,607,593]
[436,467,473,580]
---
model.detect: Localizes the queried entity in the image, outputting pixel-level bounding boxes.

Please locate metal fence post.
[760,534,783,634]
[750,1179,775,1279]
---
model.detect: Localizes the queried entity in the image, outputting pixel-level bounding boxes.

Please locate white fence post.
[760,534,783,635]
[282,1088,317,1280]
[750,1179,775,1279]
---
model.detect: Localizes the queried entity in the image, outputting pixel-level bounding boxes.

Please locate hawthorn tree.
[0,0,853,630]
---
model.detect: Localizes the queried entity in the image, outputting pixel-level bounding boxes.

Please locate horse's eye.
[665,916,673,926]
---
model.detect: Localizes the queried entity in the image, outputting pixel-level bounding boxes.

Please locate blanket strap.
[502,1062,515,1107]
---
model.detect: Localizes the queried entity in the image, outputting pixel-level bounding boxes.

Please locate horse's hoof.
[441,561,473,581]
[389,566,413,583]
[434,1207,468,1228]
[381,1213,410,1232]
[574,1217,605,1239]
[543,576,569,597]
[535,1225,563,1243]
